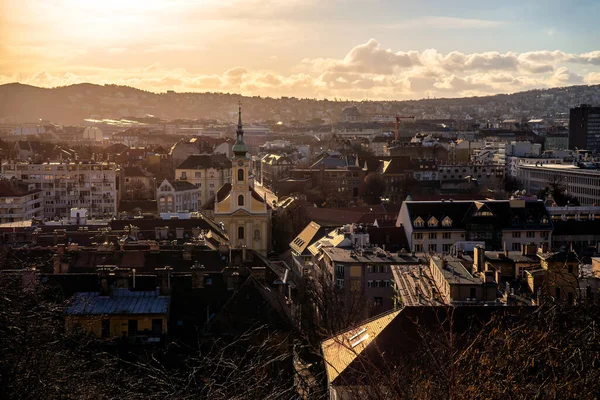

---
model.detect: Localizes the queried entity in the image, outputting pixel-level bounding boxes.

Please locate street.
[254,181,278,208]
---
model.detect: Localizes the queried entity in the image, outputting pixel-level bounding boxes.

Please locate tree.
[538,175,580,206]
[363,173,386,204]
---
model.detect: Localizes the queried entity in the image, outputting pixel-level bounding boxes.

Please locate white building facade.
[1,161,119,218]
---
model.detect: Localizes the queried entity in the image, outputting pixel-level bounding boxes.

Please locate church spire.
[237,101,243,134]
[232,100,248,157]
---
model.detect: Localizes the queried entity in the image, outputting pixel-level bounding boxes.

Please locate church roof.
[232,103,249,156]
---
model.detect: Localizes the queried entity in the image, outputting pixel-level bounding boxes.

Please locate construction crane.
[363,113,416,141]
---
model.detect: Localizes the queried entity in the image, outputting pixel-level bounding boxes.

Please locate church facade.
[208,105,271,255]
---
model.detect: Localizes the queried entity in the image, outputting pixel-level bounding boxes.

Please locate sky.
[1,0,600,100]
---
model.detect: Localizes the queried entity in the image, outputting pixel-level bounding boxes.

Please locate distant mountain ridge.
[1,82,599,126]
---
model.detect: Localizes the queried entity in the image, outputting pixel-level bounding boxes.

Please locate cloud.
[386,16,503,29]
[549,67,584,86]
[584,72,600,84]
[4,39,600,100]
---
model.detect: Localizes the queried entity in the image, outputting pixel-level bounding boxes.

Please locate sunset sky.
[1,0,600,100]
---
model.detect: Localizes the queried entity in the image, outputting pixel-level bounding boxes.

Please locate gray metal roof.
[66,289,169,315]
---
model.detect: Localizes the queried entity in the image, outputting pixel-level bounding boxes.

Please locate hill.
[1,82,599,125]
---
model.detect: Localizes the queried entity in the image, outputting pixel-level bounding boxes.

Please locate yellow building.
[210,105,271,255]
[65,289,169,343]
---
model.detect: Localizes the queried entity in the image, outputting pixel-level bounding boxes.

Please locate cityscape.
[2,1,600,399]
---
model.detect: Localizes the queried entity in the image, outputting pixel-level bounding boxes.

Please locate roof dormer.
[427,216,438,227]
[441,216,452,227]
[413,216,424,228]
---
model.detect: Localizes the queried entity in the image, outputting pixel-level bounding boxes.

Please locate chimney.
[227,271,240,291]
[474,245,485,273]
[503,241,508,257]
[191,263,205,288]
[156,266,173,295]
[98,266,113,296]
[22,267,38,293]
[523,242,537,255]
[53,254,61,274]
[115,267,131,289]
[130,225,139,240]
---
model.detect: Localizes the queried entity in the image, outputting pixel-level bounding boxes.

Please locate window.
[541,231,549,239]
[253,229,261,240]
[429,243,437,252]
[336,265,344,276]
[414,217,424,227]
[336,279,344,288]
[442,243,451,253]
[238,195,244,206]
[429,232,437,240]
[512,232,521,238]
[442,217,452,227]
[152,319,162,335]
[195,172,201,178]
[101,319,110,338]
[128,320,138,337]
[512,243,521,251]
[367,280,373,288]
[237,168,244,181]
[442,232,451,239]
[414,233,423,240]
[414,244,423,252]
[428,217,438,227]
[526,231,535,238]
[180,172,187,179]
[374,297,383,306]
[238,226,245,239]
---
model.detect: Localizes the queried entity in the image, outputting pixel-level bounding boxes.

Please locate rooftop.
[66,288,169,315]
[322,246,425,264]
[431,255,482,285]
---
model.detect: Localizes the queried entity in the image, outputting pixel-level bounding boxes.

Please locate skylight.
[351,333,370,348]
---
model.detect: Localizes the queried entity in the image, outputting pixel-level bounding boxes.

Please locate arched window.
[238,195,244,206]
[238,168,244,181]
[238,226,245,239]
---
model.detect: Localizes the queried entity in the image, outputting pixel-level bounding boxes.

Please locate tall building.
[1,161,119,218]
[206,105,271,255]
[569,104,600,151]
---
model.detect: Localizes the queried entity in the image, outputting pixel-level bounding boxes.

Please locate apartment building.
[175,154,231,207]
[259,154,293,193]
[437,163,504,188]
[0,179,43,223]
[517,164,600,205]
[1,161,119,218]
[319,245,425,316]
[397,199,552,253]
[156,179,199,213]
[429,254,499,305]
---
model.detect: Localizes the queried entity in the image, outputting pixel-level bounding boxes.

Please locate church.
[202,104,271,255]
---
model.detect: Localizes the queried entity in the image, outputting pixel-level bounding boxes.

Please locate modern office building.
[517,164,600,205]
[569,104,600,151]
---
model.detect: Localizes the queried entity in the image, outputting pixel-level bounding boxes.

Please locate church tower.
[213,103,271,255]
